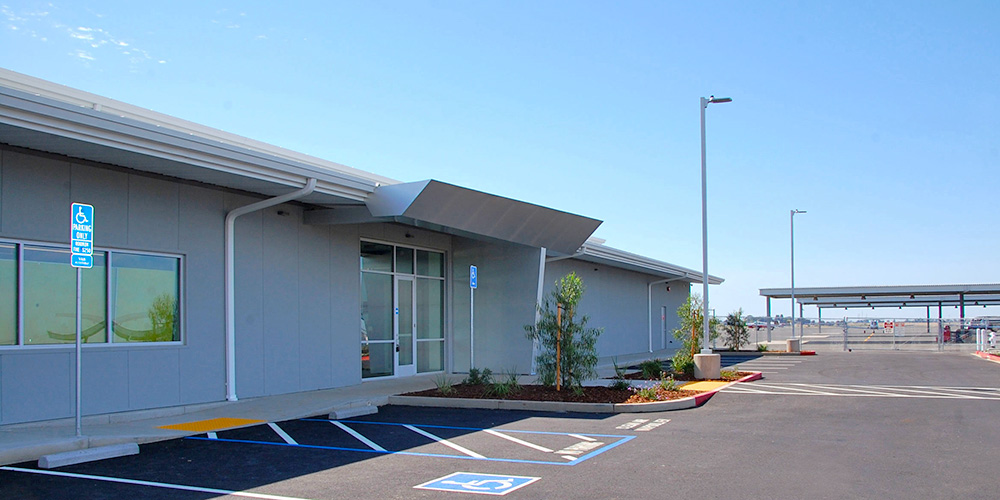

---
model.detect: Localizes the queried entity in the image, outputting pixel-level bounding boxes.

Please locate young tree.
[525,272,603,391]
[670,294,719,376]
[722,308,750,351]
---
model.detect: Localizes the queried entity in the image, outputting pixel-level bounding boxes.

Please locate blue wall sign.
[470,265,477,289]
[70,203,94,269]
[415,472,539,496]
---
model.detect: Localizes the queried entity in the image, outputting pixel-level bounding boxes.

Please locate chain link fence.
[746,317,984,352]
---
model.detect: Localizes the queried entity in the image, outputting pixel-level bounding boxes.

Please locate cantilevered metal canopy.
[305,180,603,255]
[760,284,1000,309]
[550,240,723,284]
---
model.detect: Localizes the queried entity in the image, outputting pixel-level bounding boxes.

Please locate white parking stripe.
[330,421,386,451]
[568,434,596,442]
[268,423,298,445]
[792,384,899,397]
[865,385,994,399]
[484,429,553,453]
[0,466,315,500]
[207,432,218,440]
[404,425,486,459]
[749,383,839,395]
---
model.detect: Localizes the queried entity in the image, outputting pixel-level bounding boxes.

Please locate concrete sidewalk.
[0,354,675,467]
[0,374,447,466]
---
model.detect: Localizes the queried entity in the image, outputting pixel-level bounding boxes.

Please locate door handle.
[395,344,400,352]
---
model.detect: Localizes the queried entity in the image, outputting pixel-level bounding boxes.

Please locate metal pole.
[700,97,711,354]
[766,297,772,342]
[818,307,822,334]
[75,267,82,437]
[470,287,475,369]
[790,210,795,340]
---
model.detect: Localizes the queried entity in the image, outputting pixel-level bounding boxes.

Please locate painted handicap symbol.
[441,478,515,491]
[416,472,540,496]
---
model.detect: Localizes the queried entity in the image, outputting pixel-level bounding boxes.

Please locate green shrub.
[484,369,521,398]
[609,358,631,390]
[720,368,739,380]
[463,367,493,386]
[525,272,603,391]
[722,309,750,351]
[435,375,455,395]
[634,386,660,400]
[670,349,695,377]
[756,343,769,352]
[639,359,663,379]
[658,373,678,392]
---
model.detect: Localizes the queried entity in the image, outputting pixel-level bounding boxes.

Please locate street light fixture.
[700,95,732,354]
[790,209,806,339]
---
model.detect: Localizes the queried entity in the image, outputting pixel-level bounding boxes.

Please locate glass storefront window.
[417,340,444,373]
[395,247,414,274]
[1,243,16,345]
[416,278,444,340]
[416,250,444,277]
[23,246,107,345]
[361,242,393,272]
[111,253,179,343]
[361,273,393,342]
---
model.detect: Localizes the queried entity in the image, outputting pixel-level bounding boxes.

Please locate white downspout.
[225,178,317,402]
[648,279,680,353]
[531,247,546,375]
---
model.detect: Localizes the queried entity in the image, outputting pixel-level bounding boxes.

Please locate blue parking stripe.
[187,421,634,466]
[185,436,625,465]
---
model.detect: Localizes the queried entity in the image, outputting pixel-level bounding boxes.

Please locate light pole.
[700,95,731,354]
[790,209,806,339]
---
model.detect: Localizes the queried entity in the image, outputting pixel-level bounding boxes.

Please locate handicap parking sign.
[415,472,539,496]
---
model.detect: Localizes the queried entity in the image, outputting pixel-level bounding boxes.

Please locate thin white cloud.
[4,4,164,67]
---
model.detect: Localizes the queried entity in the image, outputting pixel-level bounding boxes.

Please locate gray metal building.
[0,69,721,425]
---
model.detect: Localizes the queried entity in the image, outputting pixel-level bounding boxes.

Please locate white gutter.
[224,178,317,402]
[648,279,681,353]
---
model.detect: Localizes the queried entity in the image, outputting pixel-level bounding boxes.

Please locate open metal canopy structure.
[759,284,1000,321]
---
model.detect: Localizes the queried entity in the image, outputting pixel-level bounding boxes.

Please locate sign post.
[70,203,94,437]
[470,265,477,370]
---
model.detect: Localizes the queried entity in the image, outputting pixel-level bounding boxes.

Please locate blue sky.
[3,1,998,319]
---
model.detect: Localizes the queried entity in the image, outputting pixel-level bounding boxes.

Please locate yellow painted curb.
[679,381,730,392]
[158,417,265,432]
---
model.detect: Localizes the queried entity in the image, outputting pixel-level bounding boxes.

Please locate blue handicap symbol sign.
[415,472,539,496]
[470,265,477,289]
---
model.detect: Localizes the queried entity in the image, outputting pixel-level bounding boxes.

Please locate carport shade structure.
[759,284,1000,326]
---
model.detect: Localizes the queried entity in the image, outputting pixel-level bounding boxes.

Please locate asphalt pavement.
[2,351,997,499]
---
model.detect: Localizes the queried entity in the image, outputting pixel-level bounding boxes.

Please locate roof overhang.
[554,242,723,284]
[0,69,381,205]
[761,284,1000,309]
[305,180,602,254]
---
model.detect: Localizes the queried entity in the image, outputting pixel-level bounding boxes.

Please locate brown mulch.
[406,384,638,404]
[622,371,753,382]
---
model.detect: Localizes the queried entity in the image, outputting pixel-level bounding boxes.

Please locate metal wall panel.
[127,175,179,251]
[0,150,70,242]
[261,208,301,396]
[451,237,537,374]
[177,184,225,405]
[127,349,180,409]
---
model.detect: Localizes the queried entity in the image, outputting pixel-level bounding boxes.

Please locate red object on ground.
[944,325,952,342]
[800,350,817,355]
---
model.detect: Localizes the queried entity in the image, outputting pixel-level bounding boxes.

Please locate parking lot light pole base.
[694,353,721,380]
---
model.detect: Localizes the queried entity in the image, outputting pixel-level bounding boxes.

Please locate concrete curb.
[387,372,763,414]
[974,351,1000,364]
[717,351,816,356]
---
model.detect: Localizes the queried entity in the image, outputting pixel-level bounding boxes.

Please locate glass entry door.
[395,276,417,377]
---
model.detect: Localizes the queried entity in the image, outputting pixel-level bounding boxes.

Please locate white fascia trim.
[580,243,723,284]
[0,68,398,186]
[1,91,375,201]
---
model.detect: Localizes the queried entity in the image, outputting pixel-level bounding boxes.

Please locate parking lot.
[2,351,998,499]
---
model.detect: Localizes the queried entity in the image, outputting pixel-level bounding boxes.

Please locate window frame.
[0,237,185,350]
